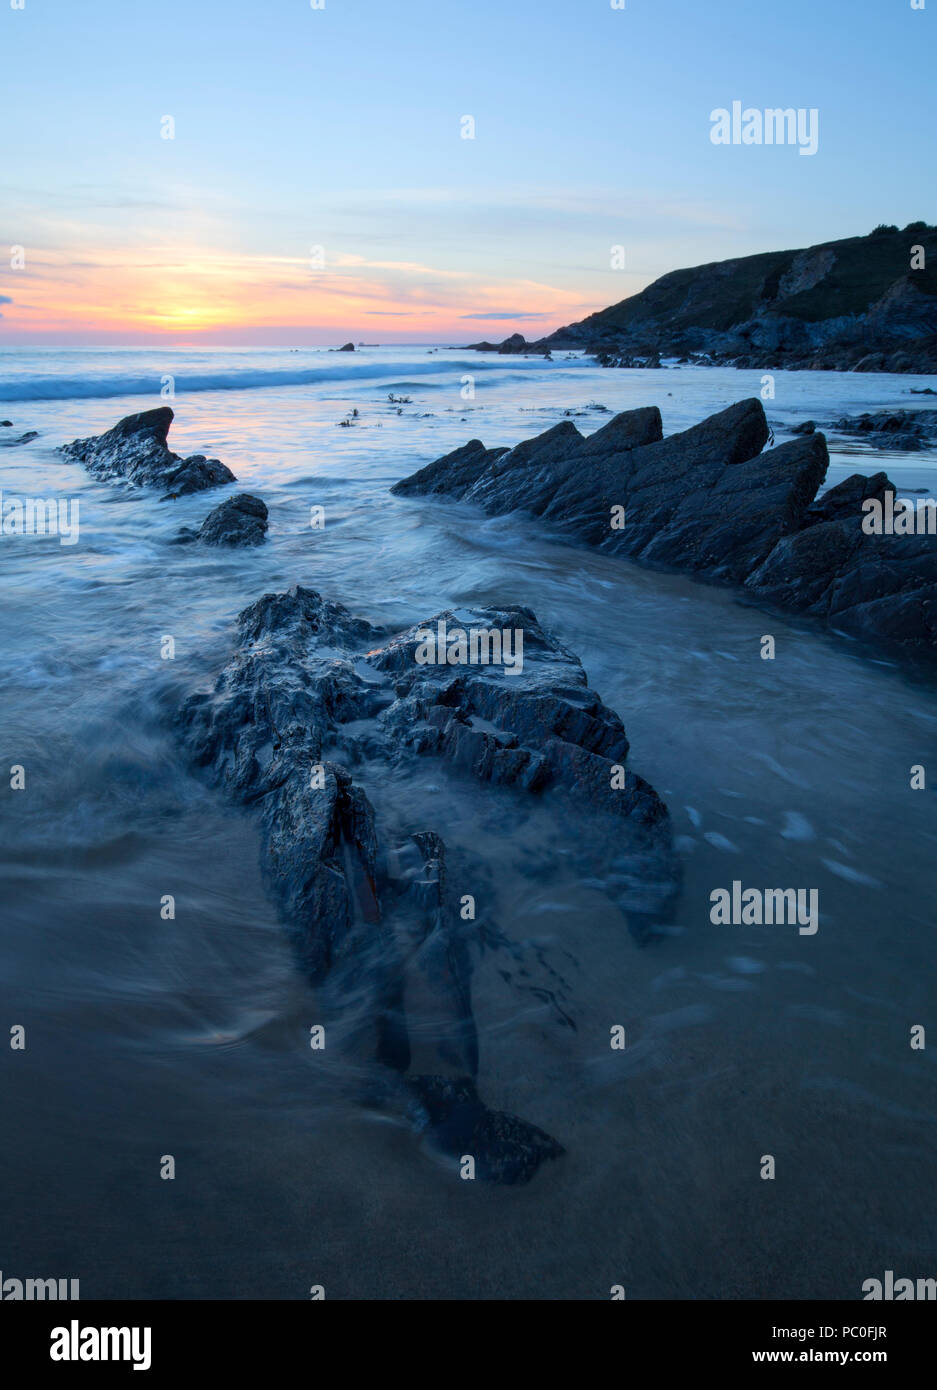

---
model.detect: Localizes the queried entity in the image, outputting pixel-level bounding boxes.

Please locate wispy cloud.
[0,175,740,342]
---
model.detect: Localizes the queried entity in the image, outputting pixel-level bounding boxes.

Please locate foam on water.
[0,345,579,402]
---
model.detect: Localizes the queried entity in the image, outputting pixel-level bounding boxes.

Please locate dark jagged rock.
[60,407,236,499]
[391,438,511,499]
[393,398,937,662]
[791,420,817,435]
[0,430,39,447]
[338,341,355,351]
[596,349,661,369]
[746,489,937,651]
[196,493,268,547]
[406,1075,564,1184]
[161,454,236,494]
[803,471,892,526]
[0,420,12,427]
[395,396,811,581]
[180,584,679,1180]
[497,333,527,353]
[466,333,550,356]
[830,408,937,453]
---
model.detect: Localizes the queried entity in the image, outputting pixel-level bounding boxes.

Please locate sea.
[1,345,935,1298]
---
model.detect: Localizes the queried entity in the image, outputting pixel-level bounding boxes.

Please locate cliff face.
[543,224,937,372]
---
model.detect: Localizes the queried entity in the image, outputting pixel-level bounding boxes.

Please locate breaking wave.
[0,355,569,403]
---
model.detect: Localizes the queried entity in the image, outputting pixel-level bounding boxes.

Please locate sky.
[1,0,933,346]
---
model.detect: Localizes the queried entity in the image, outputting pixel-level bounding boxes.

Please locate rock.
[339,341,355,351]
[593,349,661,369]
[392,398,937,663]
[746,512,937,657]
[196,493,268,546]
[885,434,925,451]
[406,1075,564,1184]
[60,407,236,499]
[391,438,511,499]
[161,454,236,496]
[0,419,12,427]
[804,471,892,526]
[395,397,812,583]
[180,584,679,1180]
[0,430,39,447]
[541,225,937,374]
[791,420,816,435]
[745,517,864,613]
[830,409,937,452]
[466,333,550,355]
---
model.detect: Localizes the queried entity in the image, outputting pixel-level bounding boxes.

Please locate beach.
[2,349,936,1297]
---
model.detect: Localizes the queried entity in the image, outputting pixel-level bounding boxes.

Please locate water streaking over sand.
[2,350,936,1297]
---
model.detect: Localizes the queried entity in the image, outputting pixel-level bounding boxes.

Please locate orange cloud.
[0,244,591,341]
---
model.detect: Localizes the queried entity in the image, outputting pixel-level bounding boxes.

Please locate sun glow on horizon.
[0,241,598,344]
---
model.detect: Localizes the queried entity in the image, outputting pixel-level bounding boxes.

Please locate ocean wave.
[0,356,563,403]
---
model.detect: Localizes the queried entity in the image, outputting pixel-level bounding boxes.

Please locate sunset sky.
[2,0,933,346]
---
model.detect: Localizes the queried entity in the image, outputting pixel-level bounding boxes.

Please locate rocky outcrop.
[338,342,355,351]
[393,399,937,662]
[60,407,236,499]
[180,585,678,1181]
[466,333,551,355]
[195,493,268,546]
[0,429,39,447]
[536,224,937,373]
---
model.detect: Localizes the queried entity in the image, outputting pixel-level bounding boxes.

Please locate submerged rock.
[392,398,937,661]
[831,408,937,453]
[180,584,679,1181]
[406,1075,565,1184]
[196,492,268,546]
[595,349,662,369]
[60,407,236,499]
[0,430,39,447]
